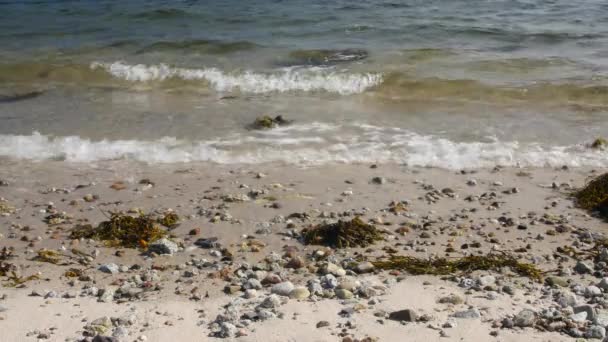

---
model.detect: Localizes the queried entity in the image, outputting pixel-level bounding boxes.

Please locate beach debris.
[249,115,292,130]
[302,217,384,248]
[574,173,608,219]
[590,137,607,150]
[3,272,39,287]
[33,249,63,264]
[109,181,127,190]
[157,212,180,228]
[44,212,72,225]
[0,200,15,216]
[69,212,168,248]
[372,254,543,281]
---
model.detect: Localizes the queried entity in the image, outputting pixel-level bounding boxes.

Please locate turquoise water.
[0,0,607,168]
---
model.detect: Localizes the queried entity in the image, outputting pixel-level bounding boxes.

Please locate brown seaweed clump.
[574,173,608,219]
[69,212,167,248]
[249,115,292,130]
[372,254,543,282]
[590,137,607,150]
[302,217,384,248]
[157,212,180,228]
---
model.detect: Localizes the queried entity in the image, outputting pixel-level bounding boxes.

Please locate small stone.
[513,309,536,327]
[335,289,353,300]
[587,325,606,339]
[574,261,593,274]
[289,287,310,300]
[92,336,117,342]
[452,308,481,319]
[218,322,237,338]
[371,177,387,185]
[98,263,119,274]
[316,321,330,328]
[388,309,417,322]
[545,276,568,287]
[438,294,464,305]
[574,304,596,321]
[148,238,178,255]
[260,294,282,309]
[271,281,294,296]
[355,261,375,274]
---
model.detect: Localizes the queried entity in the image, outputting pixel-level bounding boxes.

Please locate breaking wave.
[0,126,606,169]
[90,61,383,94]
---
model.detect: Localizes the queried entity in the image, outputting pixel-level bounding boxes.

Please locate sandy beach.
[0,159,605,341]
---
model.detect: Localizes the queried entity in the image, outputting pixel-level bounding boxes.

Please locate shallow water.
[0,0,607,168]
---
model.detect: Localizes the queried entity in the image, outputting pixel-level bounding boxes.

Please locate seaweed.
[574,173,608,219]
[372,253,543,282]
[249,115,292,130]
[0,200,15,215]
[591,138,607,150]
[69,212,167,248]
[158,212,180,228]
[302,217,384,248]
[3,272,39,287]
[33,249,63,264]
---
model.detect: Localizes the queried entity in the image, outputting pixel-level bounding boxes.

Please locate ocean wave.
[0,129,605,169]
[90,61,383,94]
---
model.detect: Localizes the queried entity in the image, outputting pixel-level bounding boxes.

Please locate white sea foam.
[90,61,382,95]
[1,128,606,169]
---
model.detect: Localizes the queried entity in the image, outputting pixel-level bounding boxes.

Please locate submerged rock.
[249,115,292,130]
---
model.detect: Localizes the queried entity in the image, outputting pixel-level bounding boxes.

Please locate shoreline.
[0,160,606,341]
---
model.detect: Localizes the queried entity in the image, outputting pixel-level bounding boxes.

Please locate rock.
[354,261,375,274]
[587,325,606,339]
[513,309,536,327]
[574,304,596,321]
[316,321,330,328]
[371,177,386,185]
[0,304,7,312]
[335,289,353,300]
[452,308,481,319]
[271,281,294,296]
[598,278,608,291]
[585,286,602,297]
[98,287,116,303]
[477,275,496,287]
[148,238,178,255]
[289,287,310,300]
[98,263,119,274]
[557,291,578,308]
[323,263,346,277]
[195,237,221,249]
[570,312,588,323]
[546,276,569,287]
[218,322,237,338]
[92,336,118,342]
[388,309,417,322]
[595,310,608,327]
[438,294,464,305]
[574,261,593,274]
[260,294,281,309]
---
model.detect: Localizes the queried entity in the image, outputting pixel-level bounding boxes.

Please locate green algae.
[372,254,543,282]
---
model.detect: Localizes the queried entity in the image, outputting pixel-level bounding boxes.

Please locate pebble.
[513,309,536,327]
[388,309,417,322]
[98,263,119,274]
[452,308,481,319]
[271,281,294,296]
[148,238,179,255]
[289,287,310,300]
